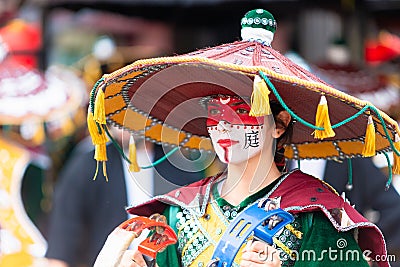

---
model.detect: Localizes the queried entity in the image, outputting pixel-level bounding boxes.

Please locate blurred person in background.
[0,18,87,267]
[45,127,206,267]
[273,11,400,266]
[44,13,209,267]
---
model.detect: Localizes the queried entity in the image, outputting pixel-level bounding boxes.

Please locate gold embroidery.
[285,224,303,239]
[273,237,294,258]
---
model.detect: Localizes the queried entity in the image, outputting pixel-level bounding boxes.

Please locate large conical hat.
[88,9,400,174]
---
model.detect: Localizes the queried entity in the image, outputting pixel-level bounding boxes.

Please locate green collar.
[212,176,281,212]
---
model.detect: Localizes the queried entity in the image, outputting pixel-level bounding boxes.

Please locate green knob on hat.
[241,9,276,45]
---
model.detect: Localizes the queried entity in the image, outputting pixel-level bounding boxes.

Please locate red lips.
[217,139,239,148]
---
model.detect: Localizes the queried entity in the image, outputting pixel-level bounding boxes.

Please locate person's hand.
[119,250,149,267]
[240,240,282,267]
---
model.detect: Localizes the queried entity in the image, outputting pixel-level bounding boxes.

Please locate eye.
[236,108,249,115]
[208,108,221,116]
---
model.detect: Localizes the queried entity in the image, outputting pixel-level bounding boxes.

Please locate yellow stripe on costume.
[273,237,294,258]
[285,224,303,239]
[186,204,248,267]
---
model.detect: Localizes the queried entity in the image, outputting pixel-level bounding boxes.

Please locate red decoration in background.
[0,19,42,68]
[365,31,400,65]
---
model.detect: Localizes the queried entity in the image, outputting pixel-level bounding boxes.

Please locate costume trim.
[127,170,389,267]
[126,173,221,216]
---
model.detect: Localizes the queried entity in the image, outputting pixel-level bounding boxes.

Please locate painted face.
[206,96,266,164]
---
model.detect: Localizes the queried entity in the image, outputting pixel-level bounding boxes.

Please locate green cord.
[104,126,130,163]
[90,71,400,174]
[141,147,180,169]
[87,78,106,136]
[368,105,400,157]
[258,71,400,157]
[89,77,104,114]
[383,152,393,191]
[259,71,321,130]
[259,71,369,130]
[346,158,353,190]
[104,125,180,169]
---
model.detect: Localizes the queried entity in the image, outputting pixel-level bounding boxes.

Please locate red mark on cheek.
[223,147,229,163]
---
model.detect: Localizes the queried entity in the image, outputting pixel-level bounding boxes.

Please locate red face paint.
[206,96,264,126]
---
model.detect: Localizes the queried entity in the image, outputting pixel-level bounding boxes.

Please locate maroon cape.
[127,170,389,267]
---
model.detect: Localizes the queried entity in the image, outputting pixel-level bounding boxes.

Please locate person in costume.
[88,9,400,267]
[121,99,379,267]
[0,24,87,267]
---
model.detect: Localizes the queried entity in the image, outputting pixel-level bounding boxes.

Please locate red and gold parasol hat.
[88,9,400,177]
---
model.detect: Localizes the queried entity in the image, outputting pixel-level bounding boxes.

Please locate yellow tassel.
[95,143,108,161]
[92,161,108,182]
[129,136,140,172]
[249,75,271,116]
[362,115,376,157]
[93,161,99,181]
[87,110,108,145]
[93,143,108,181]
[88,109,109,181]
[102,161,108,182]
[393,134,400,174]
[313,95,335,139]
[94,89,106,125]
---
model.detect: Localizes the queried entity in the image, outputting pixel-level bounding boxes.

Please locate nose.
[217,120,231,133]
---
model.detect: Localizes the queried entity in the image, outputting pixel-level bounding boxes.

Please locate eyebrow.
[229,100,246,107]
[208,103,220,107]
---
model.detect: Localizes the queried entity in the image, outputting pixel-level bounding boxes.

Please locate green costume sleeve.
[294,212,369,267]
[156,205,182,267]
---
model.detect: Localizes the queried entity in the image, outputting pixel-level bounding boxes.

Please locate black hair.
[269,100,293,146]
[270,100,294,172]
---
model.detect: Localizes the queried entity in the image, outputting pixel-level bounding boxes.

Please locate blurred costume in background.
[365,31,400,66]
[45,136,205,267]
[312,38,400,123]
[90,9,400,267]
[0,137,47,267]
[0,23,87,267]
[0,19,41,69]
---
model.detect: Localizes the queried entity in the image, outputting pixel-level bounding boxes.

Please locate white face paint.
[207,120,266,164]
[206,96,277,165]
